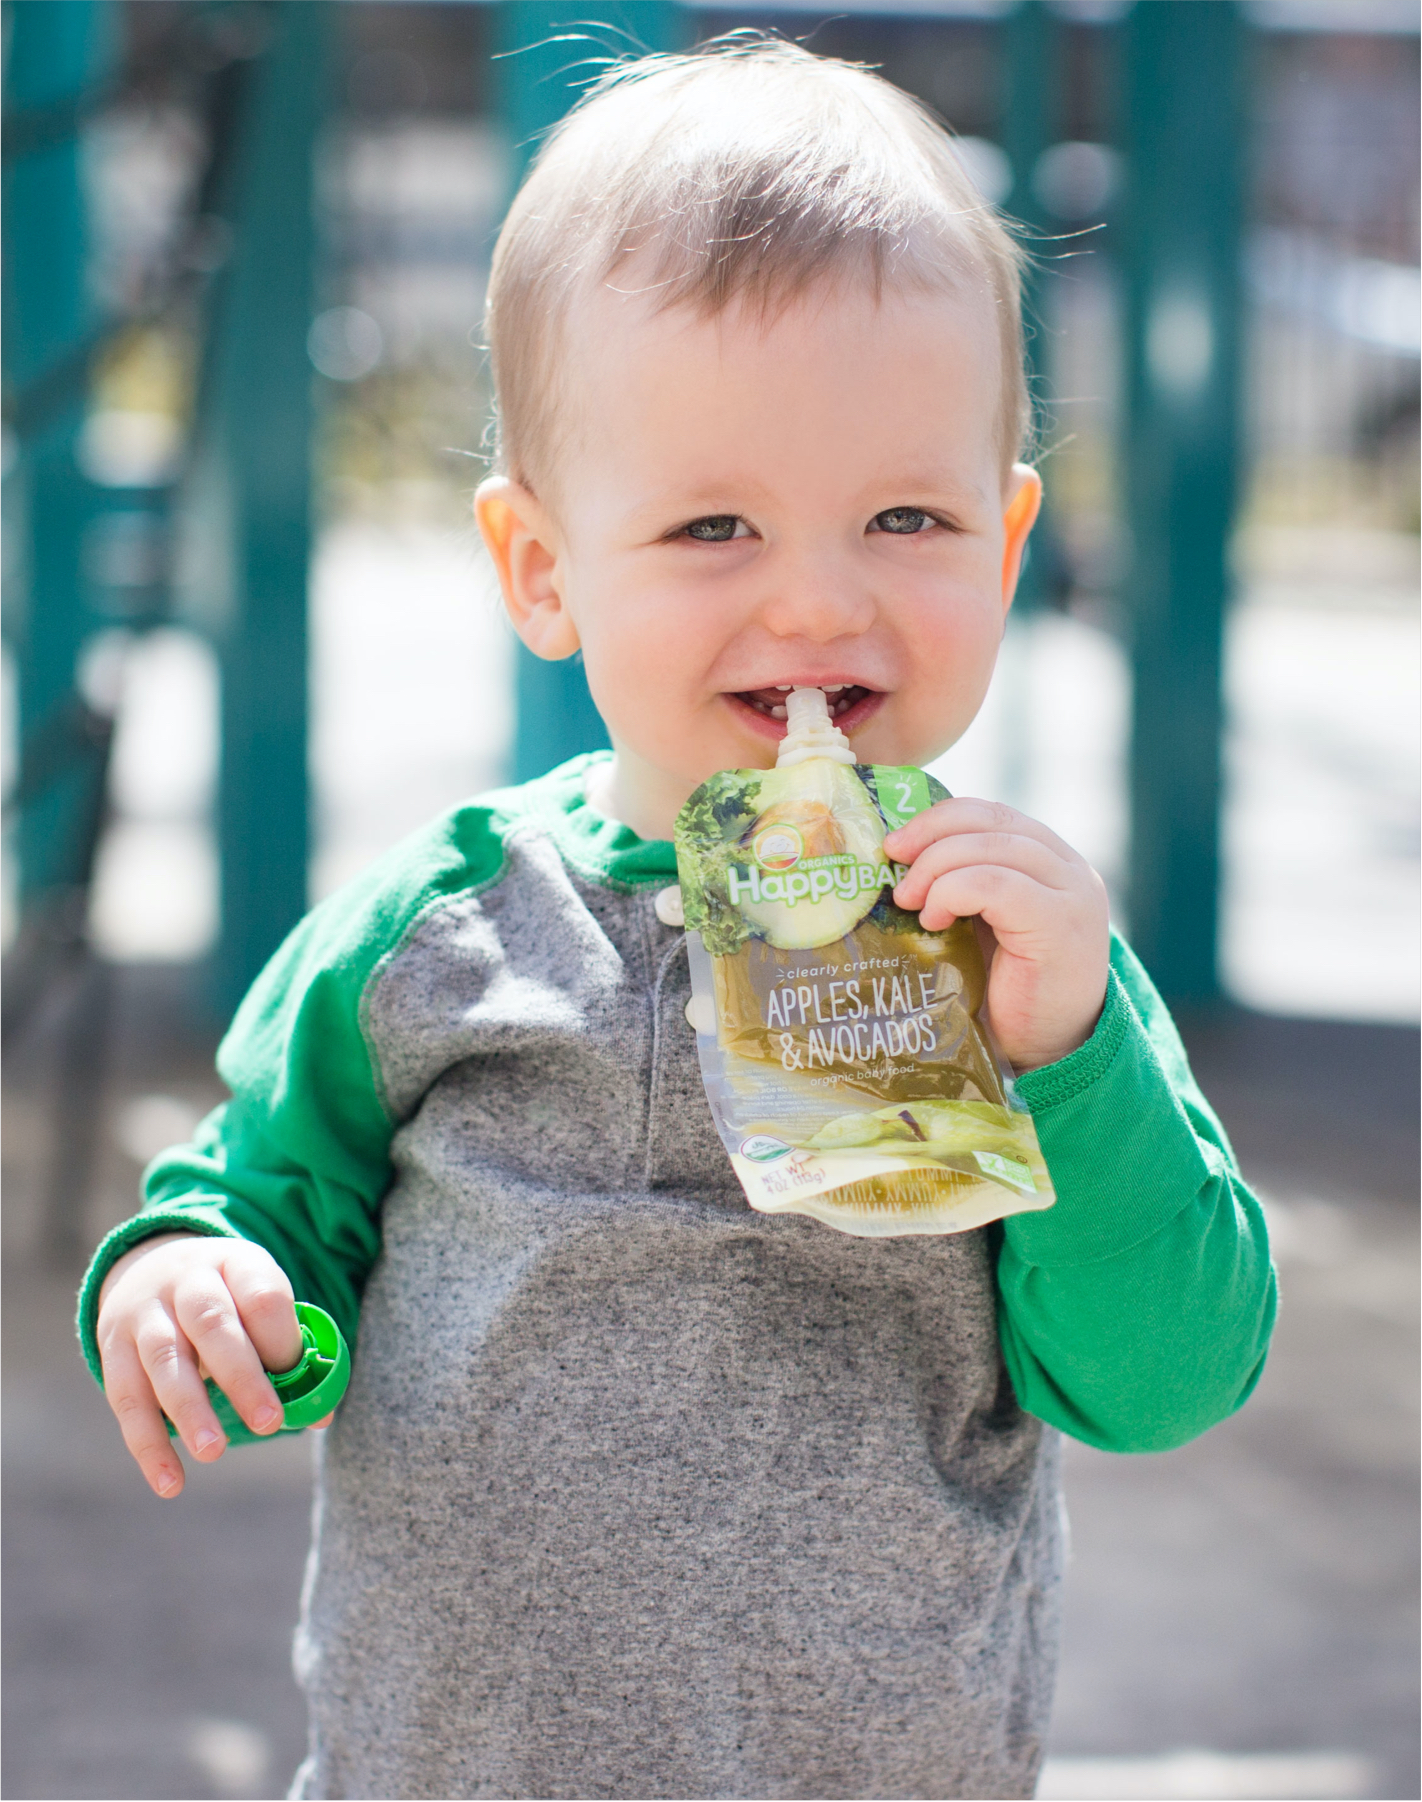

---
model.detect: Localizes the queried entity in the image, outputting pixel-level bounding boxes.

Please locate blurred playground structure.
[2,3,1417,1799]
[4,0,1418,1041]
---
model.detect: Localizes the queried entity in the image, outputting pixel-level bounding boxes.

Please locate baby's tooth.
[771,705,787,720]
[823,684,844,692]
[774,685,792,692]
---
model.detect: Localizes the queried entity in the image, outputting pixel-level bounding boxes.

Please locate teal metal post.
[1000,0,1065,616]
[2,0,108,901]
[198,3,327,1014]
[495,1,689,783]
[1121,1,1244,1001]
[1001,0,1058,449]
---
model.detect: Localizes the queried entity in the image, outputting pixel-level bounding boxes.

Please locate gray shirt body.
[290,827,1062,1800]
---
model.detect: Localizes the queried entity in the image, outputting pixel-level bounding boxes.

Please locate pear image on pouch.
[734,759,889,949]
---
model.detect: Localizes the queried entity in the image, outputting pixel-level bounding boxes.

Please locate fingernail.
[156,1471,180,1497]
[253,1405,281,1432]
[194,1428,223,1455]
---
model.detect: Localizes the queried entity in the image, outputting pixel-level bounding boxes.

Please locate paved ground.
[3,968,1417,1801]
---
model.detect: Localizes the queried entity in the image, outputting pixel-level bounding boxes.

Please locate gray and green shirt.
[78,754,1276,1801]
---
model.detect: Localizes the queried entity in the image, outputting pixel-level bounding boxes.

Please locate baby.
[82,40,1275,1800]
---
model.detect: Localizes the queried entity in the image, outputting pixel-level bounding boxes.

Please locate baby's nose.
[757,561,875,640]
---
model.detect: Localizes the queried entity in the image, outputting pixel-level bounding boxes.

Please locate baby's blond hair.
[485,36,1030,498]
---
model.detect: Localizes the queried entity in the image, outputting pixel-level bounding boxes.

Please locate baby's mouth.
[736,683,871,722]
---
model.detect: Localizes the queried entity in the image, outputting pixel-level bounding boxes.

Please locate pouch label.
[674,759,1056,1239]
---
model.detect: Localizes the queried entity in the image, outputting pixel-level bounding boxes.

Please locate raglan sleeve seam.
[74,794,522,1395]
[354,825,515,1123]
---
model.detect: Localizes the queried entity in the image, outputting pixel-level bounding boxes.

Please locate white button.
[654,884,684,927]
[684,994,717,1034]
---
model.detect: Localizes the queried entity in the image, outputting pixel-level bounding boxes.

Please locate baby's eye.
[870,507,936,536]
[682,515,747,542]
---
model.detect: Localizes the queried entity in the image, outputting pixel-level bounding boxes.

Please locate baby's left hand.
[883,798,1110,1072]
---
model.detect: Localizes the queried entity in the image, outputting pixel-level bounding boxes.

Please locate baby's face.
[479,277,1037,837]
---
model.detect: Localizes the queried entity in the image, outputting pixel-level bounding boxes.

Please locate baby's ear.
[1001,465,1043,611]
[474,477,581,660]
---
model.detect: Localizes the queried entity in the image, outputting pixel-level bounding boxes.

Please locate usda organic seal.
[739,1135,792,1163]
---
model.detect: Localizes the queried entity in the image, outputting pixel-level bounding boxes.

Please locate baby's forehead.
[547,273,1007,508]
[563,264,1000,377]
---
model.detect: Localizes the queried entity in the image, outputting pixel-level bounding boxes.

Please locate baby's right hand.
[95,1233,304,1498]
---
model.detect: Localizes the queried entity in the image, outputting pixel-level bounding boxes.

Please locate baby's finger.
[916,864,1057,935]
[101,1336,189,1497]
[220,1241,303,1375]
[131,1299,230,1463]
[893,830,1070,912]
[885,798,1077,866]
[172,1266,284,1437]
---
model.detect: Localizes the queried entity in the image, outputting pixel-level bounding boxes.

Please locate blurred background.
[2,1,1416,1798]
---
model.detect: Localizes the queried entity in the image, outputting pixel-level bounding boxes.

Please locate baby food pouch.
[674,687,1055,1236]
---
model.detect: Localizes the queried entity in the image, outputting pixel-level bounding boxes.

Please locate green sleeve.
[75,801,514,1422]
[997,933,1278,1454]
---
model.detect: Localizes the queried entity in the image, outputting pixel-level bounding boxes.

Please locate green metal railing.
[194,3,327,1016]
[4,0,1248,1032]
[3,0,113,905]
[1121,1,1244,1002]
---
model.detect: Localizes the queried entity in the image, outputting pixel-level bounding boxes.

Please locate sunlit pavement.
[1042,1014,1419,1802]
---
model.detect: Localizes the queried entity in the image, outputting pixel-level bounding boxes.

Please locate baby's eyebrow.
[640,479,774,509]
[620,470,996,534]
[865,471,995,512]
[620,485,769,531]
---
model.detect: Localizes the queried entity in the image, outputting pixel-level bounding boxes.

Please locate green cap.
[268,1302,351,1429]
[166,1301,351,1444]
